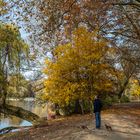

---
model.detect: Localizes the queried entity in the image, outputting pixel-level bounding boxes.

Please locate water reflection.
[0,99,47,129]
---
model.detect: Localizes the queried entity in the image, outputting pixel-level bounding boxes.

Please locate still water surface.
[0,98,47,129]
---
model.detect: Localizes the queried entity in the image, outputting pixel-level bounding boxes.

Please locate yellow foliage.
[129,80,140,97]
[0,0,7,15]
[43,27,114,106]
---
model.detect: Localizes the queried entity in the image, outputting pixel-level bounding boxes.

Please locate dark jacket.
[93,98,102,113]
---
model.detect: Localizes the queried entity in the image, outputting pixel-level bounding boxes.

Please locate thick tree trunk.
[0,104,40,124]
[118,79,129,99]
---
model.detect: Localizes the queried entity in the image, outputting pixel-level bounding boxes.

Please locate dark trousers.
[95,112,101,128]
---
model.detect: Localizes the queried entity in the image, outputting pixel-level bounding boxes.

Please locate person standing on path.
[93,95,102,129]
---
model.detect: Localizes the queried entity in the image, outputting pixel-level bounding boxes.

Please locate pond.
[0,98,48,129]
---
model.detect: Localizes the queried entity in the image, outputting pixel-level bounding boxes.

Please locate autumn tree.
[3,0,139,56]
[112,0,140,98]
[2,0,139,100]
[6,0,138,47]
[1,1,120,48]
[0,23,28,103]
[43,27,117,113]
[0,23,39,123]
[129,79,140,99]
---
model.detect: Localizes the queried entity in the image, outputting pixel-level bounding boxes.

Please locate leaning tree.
[0,23,39,123]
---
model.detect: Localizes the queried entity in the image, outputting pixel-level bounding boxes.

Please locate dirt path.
[0,103,140,140]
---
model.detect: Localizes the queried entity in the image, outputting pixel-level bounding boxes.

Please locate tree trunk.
[118,79,129,99]
[89,100,93,113]
[0,104,40,124]
[0,80,40,124]
[0,126,30,135]
[74,99,81,114]
[0,88,7,106]
[79,100,84,115]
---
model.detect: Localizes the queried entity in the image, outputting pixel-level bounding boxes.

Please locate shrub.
[120,95,130,103]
